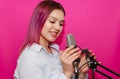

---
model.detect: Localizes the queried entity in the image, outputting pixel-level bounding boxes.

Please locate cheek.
[41,26,49,36]
[42,23,51,32]
[59,27,63,34]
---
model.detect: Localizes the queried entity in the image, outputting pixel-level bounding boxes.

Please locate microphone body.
[66,34,80,79]
[66,34,80,65]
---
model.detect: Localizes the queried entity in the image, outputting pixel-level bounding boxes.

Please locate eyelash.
[60,23,64,26]
[49,21,55,23]
[49,20,64,26]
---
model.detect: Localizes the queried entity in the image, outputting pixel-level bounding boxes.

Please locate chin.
[48,35,59,42]
[49,38,57,42]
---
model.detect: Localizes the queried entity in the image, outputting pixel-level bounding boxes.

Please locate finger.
[62,46,75,56]
[67,47,80,55]
[78,50,82,58]
[89,50,92,53]
[79,64,89,73]
[60,47,73,58]
[64,47,80,58]
[60,50,63,53]
[67,51,81,62]
[81,55,87,62]
[59,50,64,57]
[64,46,75,53]
[60,47,80,61]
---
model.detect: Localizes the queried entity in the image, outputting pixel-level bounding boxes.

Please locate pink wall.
[0,0,120,79]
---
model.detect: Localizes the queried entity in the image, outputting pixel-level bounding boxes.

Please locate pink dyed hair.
[21,0,65,52]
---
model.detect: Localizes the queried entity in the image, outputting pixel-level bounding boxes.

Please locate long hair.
[20,0,65,52]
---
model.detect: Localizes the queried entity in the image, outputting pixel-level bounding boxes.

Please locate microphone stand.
[73,58,80,79]
[82,49,120,79]
[89,61,120,79]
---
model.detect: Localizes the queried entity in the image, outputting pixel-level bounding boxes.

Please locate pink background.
[0,0,120,79]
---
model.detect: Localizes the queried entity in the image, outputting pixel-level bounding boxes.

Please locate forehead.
[48,9,64,20]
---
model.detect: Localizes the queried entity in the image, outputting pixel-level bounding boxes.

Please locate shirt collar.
[30,43,42,52]
[30,43,60,53]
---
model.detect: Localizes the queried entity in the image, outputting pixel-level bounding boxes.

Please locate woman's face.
[40,9,65,43]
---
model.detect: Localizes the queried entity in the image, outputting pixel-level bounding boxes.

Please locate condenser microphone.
[66,34,76,47]
[66,34,80,64]
[66,34,80,79]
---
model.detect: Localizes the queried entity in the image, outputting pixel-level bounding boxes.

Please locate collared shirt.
[14,43,68,79]
[14,43,88,79]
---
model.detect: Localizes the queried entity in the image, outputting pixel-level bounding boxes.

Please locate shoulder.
[17,43,43,66]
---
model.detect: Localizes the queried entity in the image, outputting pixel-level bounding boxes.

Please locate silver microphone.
[66,34,80,79]
[66,34,80,63]
[66,34,76,47]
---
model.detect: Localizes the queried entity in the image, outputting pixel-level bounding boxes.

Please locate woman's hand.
[60,46,81,79]
[78,49,95,79]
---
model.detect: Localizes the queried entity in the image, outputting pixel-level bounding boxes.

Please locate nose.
[54,23,61,30]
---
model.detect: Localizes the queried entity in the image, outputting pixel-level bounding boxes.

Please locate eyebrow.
[49,16,65,22]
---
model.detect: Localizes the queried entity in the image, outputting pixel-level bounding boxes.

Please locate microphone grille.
[66,34,76,47]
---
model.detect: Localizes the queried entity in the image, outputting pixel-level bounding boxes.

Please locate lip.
[49,31,59,37]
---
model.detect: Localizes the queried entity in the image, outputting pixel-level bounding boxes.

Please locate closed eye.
[59,21,65,26]
[49,20,55,24]
[60,23,64,26]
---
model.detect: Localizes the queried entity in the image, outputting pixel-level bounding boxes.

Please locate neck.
[39,38,49,48]
[39,36,52,53]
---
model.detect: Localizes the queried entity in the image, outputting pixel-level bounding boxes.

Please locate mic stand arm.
[89,61,120,79]
[95,69,112,79]
[81,48,120,79]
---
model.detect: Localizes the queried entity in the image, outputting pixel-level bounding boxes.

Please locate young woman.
[14,0,90,79]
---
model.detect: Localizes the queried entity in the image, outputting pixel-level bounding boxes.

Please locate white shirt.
[14,43,88,79]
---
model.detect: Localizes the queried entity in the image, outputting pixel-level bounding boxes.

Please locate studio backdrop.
[0,0,120,79]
